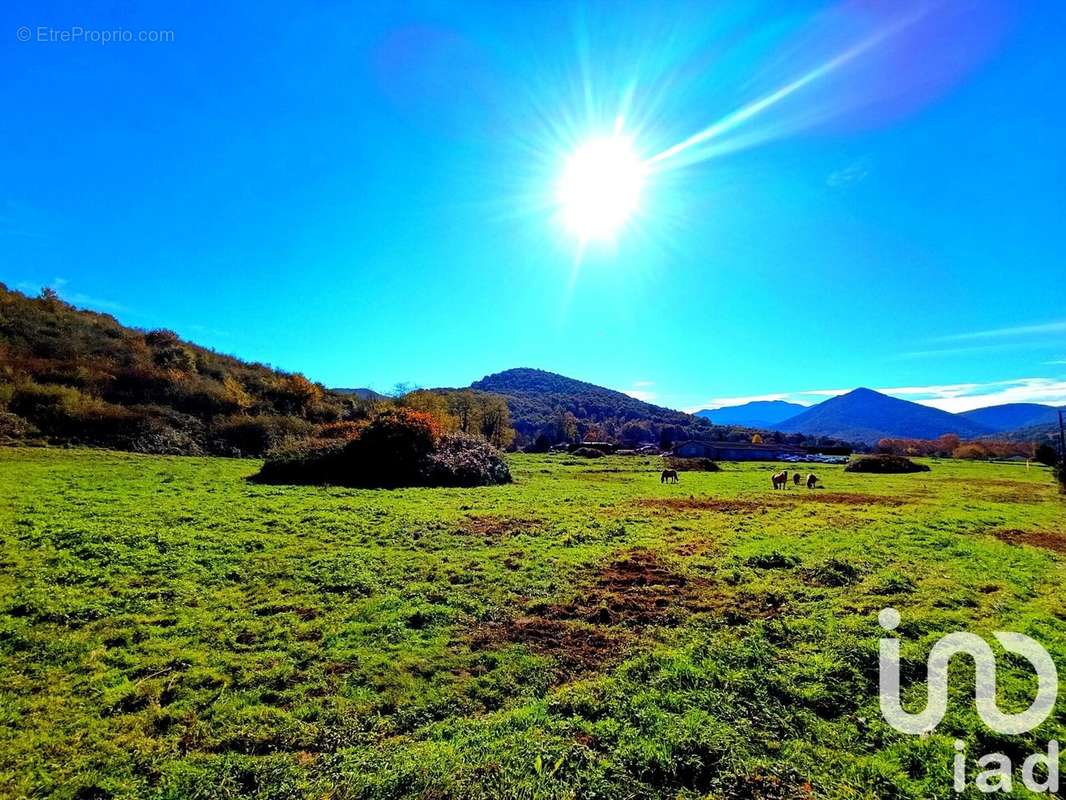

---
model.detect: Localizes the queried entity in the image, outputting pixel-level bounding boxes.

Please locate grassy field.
[1,448,1064,799]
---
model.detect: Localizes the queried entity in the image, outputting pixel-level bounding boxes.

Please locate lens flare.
[557,135,646,241]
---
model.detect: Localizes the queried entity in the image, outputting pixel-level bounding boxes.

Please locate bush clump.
[844,454,930,474]
[664,456,720,472]
[423,432,512,487]
[0,411,40,442]
[571,447,605,458]
[253,409,511,488]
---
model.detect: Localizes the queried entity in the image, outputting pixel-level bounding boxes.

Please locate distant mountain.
[695,399,806,428]
[958,403,1062,432]
[333,387,387,402]
[470,367,707,443]
[776,388,993,443]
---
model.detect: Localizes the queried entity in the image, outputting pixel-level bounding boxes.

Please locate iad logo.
[878,608,1060,793]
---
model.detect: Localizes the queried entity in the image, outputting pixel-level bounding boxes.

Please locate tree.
[478,395,515,449]
[751,433,763,444]
[1034,442,1058,467]
[402,390,459,432]
[553,409,578,443]
[936,434,961,457]
[222,375,253,412]
[621,421,652,445]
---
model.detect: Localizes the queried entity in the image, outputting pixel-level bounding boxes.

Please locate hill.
[959,402,1062,432]
[694,399,806,428]
[0,283,370,455]
[776,387,993,443]
[470,367,711,446]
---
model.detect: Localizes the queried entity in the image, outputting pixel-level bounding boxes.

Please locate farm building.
[672,440,807,461]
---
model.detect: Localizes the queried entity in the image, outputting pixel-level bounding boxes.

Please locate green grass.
[1,448,1064,799]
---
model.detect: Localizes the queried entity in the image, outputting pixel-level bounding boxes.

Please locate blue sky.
[3,1,1065,413]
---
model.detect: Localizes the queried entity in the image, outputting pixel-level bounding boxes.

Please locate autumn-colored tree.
[936,434,961,456]
[478,395,515,449]
[751,433,763,444]
[402,390,459,432]
[271,374,323,417]
[952,443,988,459]
[554,409,578,443]
[222,375,253,412]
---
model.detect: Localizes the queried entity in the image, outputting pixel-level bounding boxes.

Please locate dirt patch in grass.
[470,548,777,680]
[457,515,539,539]
[635,492,903,512]
[483,617,627,676]
[551,548,697,627]
[781,492,906,507]
[636,498,768,513]
[991,528,1066,554]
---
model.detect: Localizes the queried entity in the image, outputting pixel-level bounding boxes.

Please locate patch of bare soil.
[636,498,768,513]
[470,549,778,680]
[781,492,905,507]
[991,528,1066,554]
[635,492,903,512]
[457,515,539,539]
[485,617,626,676]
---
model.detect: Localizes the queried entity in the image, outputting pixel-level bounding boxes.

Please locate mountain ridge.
[694,399,807,428]
[775,387,994,443]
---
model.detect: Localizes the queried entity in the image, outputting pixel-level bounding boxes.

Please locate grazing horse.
[661,469,679,484]
[771,470,788,489]
[806,473,819,489]
[792,472,801,486]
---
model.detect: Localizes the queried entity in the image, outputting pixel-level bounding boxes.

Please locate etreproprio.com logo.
[878,607,1060,793]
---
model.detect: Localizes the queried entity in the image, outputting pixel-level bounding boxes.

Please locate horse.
[771,470,788,489]
[792,472,801,486]
[806,473,819,489]
[661,469,679,483]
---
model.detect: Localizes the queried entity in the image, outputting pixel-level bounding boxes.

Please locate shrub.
[572,447,605,458]
[423,432,512,487]
[340,408,440,486]
[664,456,720,472]
[208,414,314,457]
[253,412,510,488]
[844,454,930,474]
[0,410,40,441]
[251,437,348,485]
[126,406,206,455]
[1034,443,1058,467]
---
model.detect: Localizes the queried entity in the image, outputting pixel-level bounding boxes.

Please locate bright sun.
[557,135,646,241]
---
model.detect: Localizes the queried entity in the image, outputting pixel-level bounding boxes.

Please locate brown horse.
[661,469,679,483]
[771,470,788,489]
[792,472,801,486]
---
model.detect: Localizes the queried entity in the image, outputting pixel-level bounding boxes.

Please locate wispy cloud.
[15,277,129,314]
[881,377,1066,413]
[935,319,1066,343]
[896,343,1029,360]
[621,380,656,403]
[826,157,871,188]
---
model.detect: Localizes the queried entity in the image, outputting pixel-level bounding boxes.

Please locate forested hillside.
[0,284,369,455]
[470,368,712,447]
